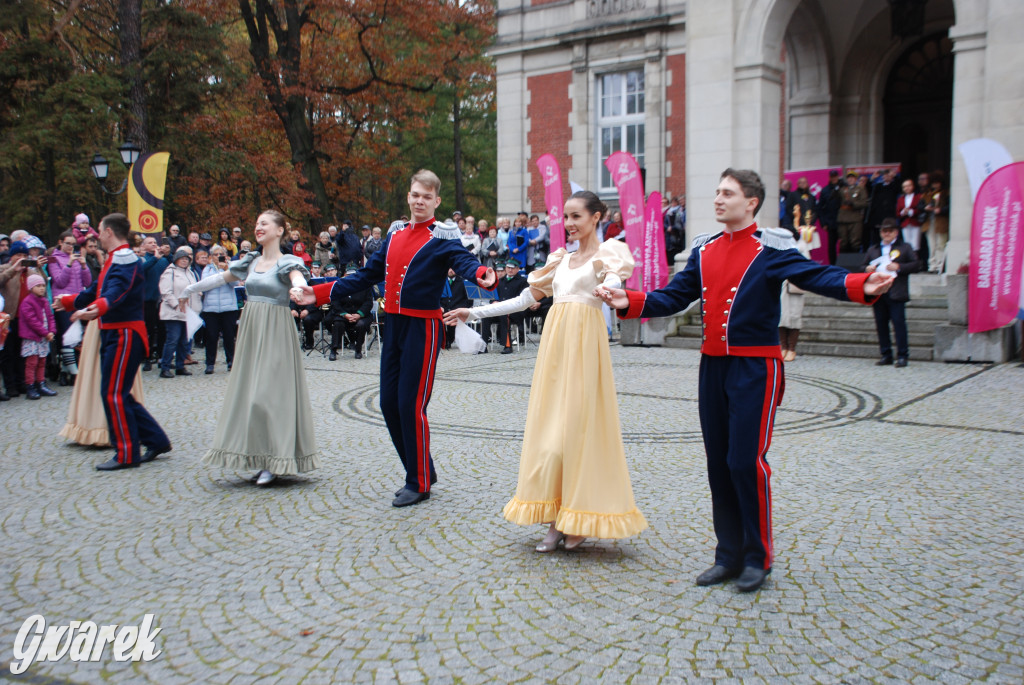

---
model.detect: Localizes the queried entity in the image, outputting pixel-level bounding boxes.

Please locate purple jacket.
[49,250,92,300]
[18,292,55,342]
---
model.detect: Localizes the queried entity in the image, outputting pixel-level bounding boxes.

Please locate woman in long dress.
[183,210,321,485]
[445,191,648,551]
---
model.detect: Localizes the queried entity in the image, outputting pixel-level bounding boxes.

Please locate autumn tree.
[229,0,496,229]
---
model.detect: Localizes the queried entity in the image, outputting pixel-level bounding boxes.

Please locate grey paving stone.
[0,348,1021,683]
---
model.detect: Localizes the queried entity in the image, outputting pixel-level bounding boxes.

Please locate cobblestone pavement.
[1,344,1022,684]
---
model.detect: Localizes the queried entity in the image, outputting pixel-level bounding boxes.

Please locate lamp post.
[89,140,142,195]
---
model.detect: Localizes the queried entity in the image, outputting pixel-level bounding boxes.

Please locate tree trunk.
[452,85,465,213]
[118,0,149,151]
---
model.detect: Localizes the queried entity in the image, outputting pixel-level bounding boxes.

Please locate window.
[597,70,645,192]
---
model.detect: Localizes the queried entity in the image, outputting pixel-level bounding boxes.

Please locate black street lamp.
[90,140,142,195]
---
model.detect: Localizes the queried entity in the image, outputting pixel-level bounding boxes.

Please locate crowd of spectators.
[0,197,692,399]
[779,168,948,273]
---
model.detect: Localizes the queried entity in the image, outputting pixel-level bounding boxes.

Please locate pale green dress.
[201,253,322,475]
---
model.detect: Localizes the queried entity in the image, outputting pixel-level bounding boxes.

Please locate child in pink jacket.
[18,274,57,399]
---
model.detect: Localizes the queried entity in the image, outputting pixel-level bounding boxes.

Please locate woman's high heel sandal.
[536,532,565,553]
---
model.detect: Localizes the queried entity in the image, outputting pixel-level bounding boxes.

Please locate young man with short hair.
[55,214,171,471]
[599,168,895,592]
[294,170,496,507]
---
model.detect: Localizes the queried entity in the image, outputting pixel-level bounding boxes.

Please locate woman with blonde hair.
[445,191,648,552]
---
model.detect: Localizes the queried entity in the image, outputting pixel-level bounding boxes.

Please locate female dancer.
[183,210,321,485]
[444,191,647,551]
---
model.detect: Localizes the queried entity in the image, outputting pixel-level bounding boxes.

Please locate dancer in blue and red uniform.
[293,170,496,507]
[598,169,895,592]
[55,213,170,471]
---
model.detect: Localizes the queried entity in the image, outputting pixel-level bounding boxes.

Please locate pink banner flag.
[643,191,669,292]
[605,151,646,290]
[536,154,566,252]
[969,162,1024,333]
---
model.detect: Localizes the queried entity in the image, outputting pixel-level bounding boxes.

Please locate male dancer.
[293,170,495,507]
[54,214,171,471]
[598,169,894,592]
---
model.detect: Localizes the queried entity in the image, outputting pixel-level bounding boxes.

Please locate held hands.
[344,313,360,323]
[864,272,896,297]
[71,304,100,322]
[52,299,65,312]
[442,308,471,326]
[594,285,629,310]
[290,285,316,305]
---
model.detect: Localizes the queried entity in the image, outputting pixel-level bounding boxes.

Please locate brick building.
[492,0,1024,273]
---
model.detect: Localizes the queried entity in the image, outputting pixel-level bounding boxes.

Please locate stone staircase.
[662,274,949,361]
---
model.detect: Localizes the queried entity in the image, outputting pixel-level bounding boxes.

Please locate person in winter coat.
[49,230,93,383]
[157,249,200,378]
[71,213,99,247]
[18,274,57,399]
[199,245,239,374]
[313,232,337,268]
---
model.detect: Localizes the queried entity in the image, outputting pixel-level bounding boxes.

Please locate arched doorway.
[883,33,954,182]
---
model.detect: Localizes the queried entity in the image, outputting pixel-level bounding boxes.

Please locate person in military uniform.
[54,213,171,471]
[496,257,529,354]
[293,169,495,507]
[440,268,472,350]
[599,169,895,592]
[326,263,373,360]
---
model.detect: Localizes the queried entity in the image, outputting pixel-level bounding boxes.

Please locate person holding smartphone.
[199,245,239,374]
[49,230,93,384]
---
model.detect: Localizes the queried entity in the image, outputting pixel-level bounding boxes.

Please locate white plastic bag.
[453,321,486,354]
[62,320,84,347]
[185,307,205,340]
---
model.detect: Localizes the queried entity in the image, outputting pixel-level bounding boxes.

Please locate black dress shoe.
[735,566,771,592]
[392,488,430,507]
[875,356,893,366]
[175,368,192,376]
[142,361,152,371]
[159,369,174,379]
[205,365,214,374]
[354,351,362,359]
[329,350,337,361]
[96,457,138,471]
[894,358,908,368]
[140,444,172,463]
[695,564,741,586]
[0,391,8,401]
[501,346,514,355]
[395,475,437,497]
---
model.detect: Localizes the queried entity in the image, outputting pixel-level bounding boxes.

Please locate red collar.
[409,217,435,231]
[723,222,758,241]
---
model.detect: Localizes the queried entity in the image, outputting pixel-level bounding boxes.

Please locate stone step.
[797,317,940,334]
[663,335,935,361]
[673,324,934,347]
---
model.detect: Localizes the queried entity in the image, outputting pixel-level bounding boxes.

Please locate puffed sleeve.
[276,254,311,285]
[592,239,634,288]
[228,251,257,281]
[526,248,567,297]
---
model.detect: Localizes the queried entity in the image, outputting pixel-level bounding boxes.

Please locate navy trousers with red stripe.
[380,315,442,493]
[697,355,784,571]
[99,329,169,465]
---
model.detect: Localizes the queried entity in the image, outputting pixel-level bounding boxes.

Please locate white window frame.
[596,69,646,193]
